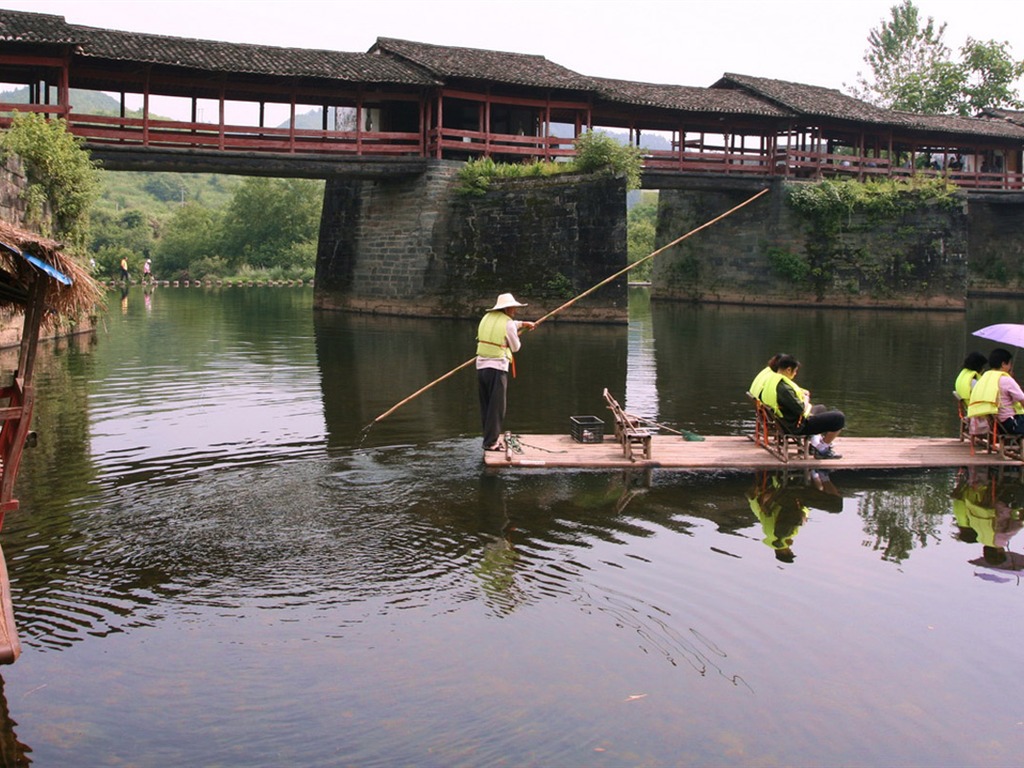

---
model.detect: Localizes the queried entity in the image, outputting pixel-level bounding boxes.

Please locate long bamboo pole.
[366,187,770,428]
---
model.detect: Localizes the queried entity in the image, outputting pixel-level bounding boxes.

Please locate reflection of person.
[476,293,536,452]
[954,351,987,406]
[968,348,1024,435]
[747,479,808,563]
[961,474,1024,565]
[762,354,845,459]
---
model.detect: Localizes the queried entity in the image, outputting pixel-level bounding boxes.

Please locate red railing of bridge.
[3,106,1022,190]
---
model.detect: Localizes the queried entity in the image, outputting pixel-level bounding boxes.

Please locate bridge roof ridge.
[592,75,793,117]
[74,26,436,84]
[716,72,1024,139]
[371,36,598,92]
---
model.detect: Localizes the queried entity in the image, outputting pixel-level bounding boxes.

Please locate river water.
[0,285,1022,766]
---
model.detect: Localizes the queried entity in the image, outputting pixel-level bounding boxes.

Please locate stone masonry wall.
[964,196,1024,296]
[315,161,628,322]
[0,155,36,346]
[652,179,969,309]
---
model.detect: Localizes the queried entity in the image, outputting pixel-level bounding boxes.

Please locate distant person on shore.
[120,256,129,282]
[968,348,1024,435]
[476,293,536,452]
[761,354,845,459]
[143,258,152,284]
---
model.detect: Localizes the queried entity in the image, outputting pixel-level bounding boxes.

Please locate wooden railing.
[3,105,1022,189]
[0,107,424,156]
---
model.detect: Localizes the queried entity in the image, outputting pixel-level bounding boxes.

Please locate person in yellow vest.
[119,256,129,282]
[476,293,536,451]
[954,351,986,406]
[763,353,845,459]
[967,348,1024,435]
[748,353,782,402]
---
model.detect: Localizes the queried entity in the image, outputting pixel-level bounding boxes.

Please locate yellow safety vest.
[967,370,1024,418]
[954,368,979,403]
[760,373,810,420]
[748,366,773,401]
[476,311,512,360]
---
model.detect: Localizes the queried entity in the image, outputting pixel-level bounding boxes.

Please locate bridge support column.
[314,161,628,322]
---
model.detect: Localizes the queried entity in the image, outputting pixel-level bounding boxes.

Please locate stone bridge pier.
[314,160,629,322]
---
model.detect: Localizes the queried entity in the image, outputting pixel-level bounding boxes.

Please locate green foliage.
[220,177,323,270]
[455,131,643,195]
[456,156,568,195]
[572,131,643,190]
[90,208,158,263]
[785,176,960,299]
[93,243,136,278]
[851,0,1024,114]
[155,202,222,278]
[766,247,811,283]
[0,112,100,247]
[788,175,958,226]
[627,196,658,280]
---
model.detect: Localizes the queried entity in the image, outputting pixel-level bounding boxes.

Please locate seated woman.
[748,353,783,401]
[968,348,1024,435]
[761,354,846,459]
[955,351,987,405]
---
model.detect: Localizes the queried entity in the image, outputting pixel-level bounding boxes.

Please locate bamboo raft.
[483,434,1020,470]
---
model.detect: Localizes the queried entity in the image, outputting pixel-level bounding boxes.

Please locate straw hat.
[489,293,527,311]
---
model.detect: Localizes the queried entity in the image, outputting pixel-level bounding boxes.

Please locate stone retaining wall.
[652,179,968,309]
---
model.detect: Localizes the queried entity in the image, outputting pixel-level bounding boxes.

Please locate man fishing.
[476,293,536,451]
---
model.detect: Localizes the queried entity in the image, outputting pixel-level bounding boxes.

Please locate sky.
[2,0,1022,95]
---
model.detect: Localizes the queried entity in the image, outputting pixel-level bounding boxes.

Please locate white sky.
[2,0,1021,94]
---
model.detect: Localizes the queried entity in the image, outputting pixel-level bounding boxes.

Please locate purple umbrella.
[972,323,1024,349]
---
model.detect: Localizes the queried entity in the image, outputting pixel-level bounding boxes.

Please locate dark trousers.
[1000,414,1024,435]
[478,367,508,448]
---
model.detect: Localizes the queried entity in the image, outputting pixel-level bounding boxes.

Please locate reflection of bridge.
[2,8,1024,188]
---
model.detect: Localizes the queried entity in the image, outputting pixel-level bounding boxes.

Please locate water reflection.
[8,289,1024,766]
[746,469,843,562]
[0,677,29,767]
[954,467,1024,578]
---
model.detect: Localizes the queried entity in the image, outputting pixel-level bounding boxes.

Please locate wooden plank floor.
[483,434,1021,470]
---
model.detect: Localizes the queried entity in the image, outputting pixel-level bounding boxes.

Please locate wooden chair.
[954,392,970,442]
[602,388,653,461]
[763,416,813,463]
[966,408,1023,460]
[747,392,772,448]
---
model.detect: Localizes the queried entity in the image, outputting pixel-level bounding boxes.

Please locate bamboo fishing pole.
[366,187,770,427]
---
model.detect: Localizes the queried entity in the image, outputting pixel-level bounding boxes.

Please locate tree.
[155,201,221,277]
[0,112,100,247]
[627,196,658,281]
[957,38,1024,114]
[219,177,323,270]
[850,0,1023,115]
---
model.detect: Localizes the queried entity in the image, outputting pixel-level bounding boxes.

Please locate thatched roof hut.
[0,219,103,320]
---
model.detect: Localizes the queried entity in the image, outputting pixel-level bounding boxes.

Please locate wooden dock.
[483,435,1023,470]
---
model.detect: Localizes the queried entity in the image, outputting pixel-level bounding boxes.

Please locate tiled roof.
[593,77,792,117]
[894,110,1024,140]
[713,73,900,125]
[0,9,82,44]
[371,37,597,91]
[3,9,1024,146]
[979,108,1024,129]
[76,28,435,84]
